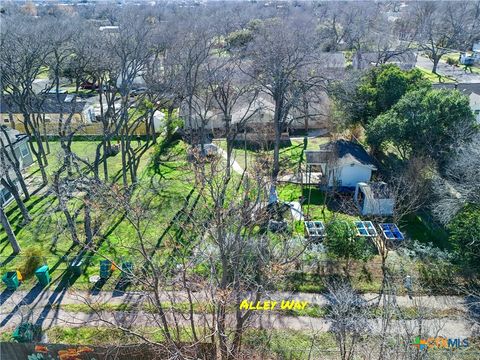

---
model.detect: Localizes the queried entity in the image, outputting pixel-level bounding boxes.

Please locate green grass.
[36,66,50,80]
[213,137,329,174]
[244,329,336,359]
[415,66,456,83]
[0,139,191,290]
[27,140,155,182]
[401,212,450,249]
[291,137,329,151]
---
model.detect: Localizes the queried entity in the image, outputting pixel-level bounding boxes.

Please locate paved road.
[416,55,480,83]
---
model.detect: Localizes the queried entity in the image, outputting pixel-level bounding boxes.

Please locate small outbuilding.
[354,181,394,216]
[317,140,377,189]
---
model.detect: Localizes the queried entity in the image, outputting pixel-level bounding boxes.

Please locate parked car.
[130,87,148,97]
[80,81,99,90]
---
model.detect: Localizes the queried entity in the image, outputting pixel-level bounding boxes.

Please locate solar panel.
[355,221,378,237]
[379,223,404,241]
[304,221,326,240]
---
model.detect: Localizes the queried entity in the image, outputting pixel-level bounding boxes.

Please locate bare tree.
[326,280,370,360]
[433,134,480,224]
[244,17,325,181]
[0,16,53,186]
[409,1,479,73]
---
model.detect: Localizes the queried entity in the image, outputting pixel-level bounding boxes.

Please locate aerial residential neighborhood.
[0,1,479,359]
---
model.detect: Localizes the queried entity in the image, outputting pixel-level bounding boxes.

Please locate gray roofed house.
[0,93,90,115]
[320,139,377,168]
[0,93,97,129]
[352,50,417,70]
[318,52,346,69]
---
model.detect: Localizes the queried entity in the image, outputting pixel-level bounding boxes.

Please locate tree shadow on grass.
[0,282,44,327]
[0,288,15,307]
[0,253,16,267]
[34,268,81,329]
[90,278,107,295]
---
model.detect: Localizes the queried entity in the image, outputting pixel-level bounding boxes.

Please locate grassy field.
[415,66,456,83]
[0,137,452,295]
[27,140,154,182]
[0,139,192,290]
[213,136,329,174]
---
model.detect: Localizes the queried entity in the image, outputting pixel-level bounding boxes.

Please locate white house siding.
[332,164,372,188]
[470,93,480,123]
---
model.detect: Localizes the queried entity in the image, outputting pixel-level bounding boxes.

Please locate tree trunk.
[166,106,175,140]
[0,206,20,254]
[103,142,109,181]
[272,96,284,181]
[8,112,15,130]
[0,127,30,200]
[84,195,93,244]
[272,118,281,181]
[1,178,31,224]
[120,134,128,187]
[432,55,440,74]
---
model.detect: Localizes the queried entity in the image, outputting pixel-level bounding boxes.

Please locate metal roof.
[0,94,89,114]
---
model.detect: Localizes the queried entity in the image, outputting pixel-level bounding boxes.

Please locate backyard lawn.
[0,139,193,290]
[0,137,451,294]
[27,140,155,182]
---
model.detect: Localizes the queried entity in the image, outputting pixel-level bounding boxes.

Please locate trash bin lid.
[35,265,49,274]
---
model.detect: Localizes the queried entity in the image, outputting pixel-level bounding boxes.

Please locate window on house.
[0,187,13,207]
[44,117,51,123]
[474,110,480,115]
[20,144,29,158]
[4,118,9,123]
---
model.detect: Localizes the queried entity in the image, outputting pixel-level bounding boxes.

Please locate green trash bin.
[12,323,42,343]
[70,258,83,276]
[100,260,112,279]
[35,265,50,287]
[2,271,20,291]
[121,262,133,283]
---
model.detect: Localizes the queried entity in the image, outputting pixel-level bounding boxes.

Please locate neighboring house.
[0,126,34,207]
[318,52,346,72]
[0,93,96,129]
[181,95,329,133]
[354,181,394,216]
[352,50,417,70]
[181,96,280,131]
[432,83,480,123]
[314,140,377,188]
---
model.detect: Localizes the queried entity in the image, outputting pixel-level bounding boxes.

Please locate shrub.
[19,246,44,279]
[448,204,480,265]
[446,57,459,66]
[325,219,374,275]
